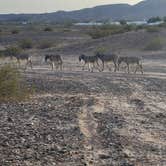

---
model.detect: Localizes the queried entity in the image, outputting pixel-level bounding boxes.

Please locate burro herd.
[3,51,144,74]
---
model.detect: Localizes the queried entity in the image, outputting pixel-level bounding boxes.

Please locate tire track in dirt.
[78,98,110,165]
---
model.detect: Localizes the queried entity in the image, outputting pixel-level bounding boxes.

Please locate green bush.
[163,17,166,22]
[134,25,145,31]
[38,40,53,49]
[88,28,109,39]
[4,46,22,57]
[95,47,107,54]
[0,50,5,57]
[19,39,33,49]
[146,26,160,33]
[144,38,165,51]
[148,17,162,23]
[158,22,166,28]
[11,29,19,34]
[44,27,53,32]
[119,20,127,25]
[0,65,33,102]
[62,28,71,32]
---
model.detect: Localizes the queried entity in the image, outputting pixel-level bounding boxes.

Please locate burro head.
[79,54,84,62]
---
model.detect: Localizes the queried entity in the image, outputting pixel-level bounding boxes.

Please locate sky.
[0,0,142,14]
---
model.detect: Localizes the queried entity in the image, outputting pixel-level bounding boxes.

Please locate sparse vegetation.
[0,65,33,102]
[88,24,136,39]
[4,46,22,57]
[0,21,166,166]
[159,22,166,28]
[144,37,166,51]
[19,39,33,49]
[146,26,160,33]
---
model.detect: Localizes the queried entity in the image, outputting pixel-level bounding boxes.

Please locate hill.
[0,0,166,23]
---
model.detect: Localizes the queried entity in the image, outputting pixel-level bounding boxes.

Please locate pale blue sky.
[0,0,142,14]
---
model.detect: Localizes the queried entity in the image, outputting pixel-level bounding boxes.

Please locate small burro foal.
[79,54,101,72]
[117,56,143,74]
[45,54,63,70]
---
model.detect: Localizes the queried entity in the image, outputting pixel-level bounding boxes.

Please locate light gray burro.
[117,56,143,74]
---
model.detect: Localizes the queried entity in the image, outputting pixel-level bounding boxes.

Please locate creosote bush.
[44,27,53,32]
[19,39,33,49]
[38,40,53,49]
[95,47,107,54]
[11,29,19,34]
[0,65,33,102]
[4,46,22,57]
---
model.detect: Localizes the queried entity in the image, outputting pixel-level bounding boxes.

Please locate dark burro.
[14,53,33,69]
[96,52,119,72]
[79,54,101,72]
[45,54,63,71]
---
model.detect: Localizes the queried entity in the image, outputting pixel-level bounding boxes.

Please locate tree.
[147,17,162,23]
[119,20,127,25]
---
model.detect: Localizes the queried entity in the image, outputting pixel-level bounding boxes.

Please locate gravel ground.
[0,68,165,166]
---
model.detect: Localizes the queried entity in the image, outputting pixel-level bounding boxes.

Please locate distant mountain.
[0,0,166,23]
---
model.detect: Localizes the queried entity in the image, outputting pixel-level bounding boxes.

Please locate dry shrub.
[38,40,53,49]
[0,65,33,102]
[19,39,33,49]
[44,27,53,32]
[144,37,166,51]
[11,29,19,34]
[95,47,107,54]
[4,46,22,57]
[146,26,160,33]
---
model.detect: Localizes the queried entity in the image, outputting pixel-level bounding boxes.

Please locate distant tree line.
[147,16,166,23]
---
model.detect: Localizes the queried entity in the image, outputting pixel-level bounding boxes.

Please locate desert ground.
[0,24,166,166]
